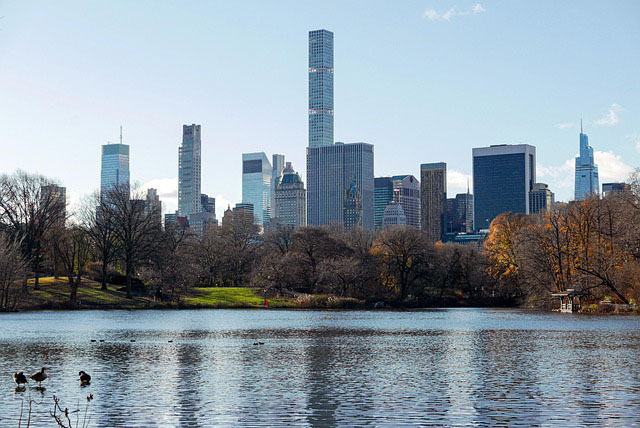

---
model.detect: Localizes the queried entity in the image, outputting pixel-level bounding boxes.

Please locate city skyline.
[0,1,638,214]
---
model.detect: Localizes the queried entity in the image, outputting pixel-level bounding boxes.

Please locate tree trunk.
[69,278,78,304]
[126,262,133,298]
[33,273,40,290]
[101,261,108,291]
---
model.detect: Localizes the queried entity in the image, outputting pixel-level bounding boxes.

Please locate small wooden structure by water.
[551,289,586,313]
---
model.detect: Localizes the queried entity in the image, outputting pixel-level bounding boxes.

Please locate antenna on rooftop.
[120,125,123,144]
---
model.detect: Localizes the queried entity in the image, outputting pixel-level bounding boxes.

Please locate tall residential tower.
[421,163,447,242]
[309,29,334,148]
[306,29,374,230]
[178,124,202,216]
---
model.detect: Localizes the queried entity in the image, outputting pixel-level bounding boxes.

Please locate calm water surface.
[1,309,639,427]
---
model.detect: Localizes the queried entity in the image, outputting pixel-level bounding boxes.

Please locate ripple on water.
[1,309,640,427]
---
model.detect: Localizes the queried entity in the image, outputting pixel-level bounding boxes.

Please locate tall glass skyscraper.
[473,144,536,231]
[574,122,599,201]
[242,152,272,225]
[309,29,334,148]
[178,124,202,216]
[100,143,130,197]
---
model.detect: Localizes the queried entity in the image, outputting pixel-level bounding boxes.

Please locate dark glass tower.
[472,144,536,231]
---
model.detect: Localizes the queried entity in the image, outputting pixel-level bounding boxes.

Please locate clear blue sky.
[1,1,638,213]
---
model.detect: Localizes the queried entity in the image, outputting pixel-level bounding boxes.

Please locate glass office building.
[242,152,272,225]
[574,124,599,201]
[178,124,202,216]
[309,29,334,148]
[100,143,130,197]
[374,177,394,229]
[307,142,374,230]
[473,144,536,231]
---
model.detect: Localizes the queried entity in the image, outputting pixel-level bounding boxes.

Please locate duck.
[79,371,91,385]
[13,371,28,387]
[30,367,48,387]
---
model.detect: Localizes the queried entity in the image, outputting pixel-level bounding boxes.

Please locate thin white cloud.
[636,140,640,154]
[472,3,486,13]
[556,122,575,129]
[423,3,485,21]
[594,103,622,127]
[448,169,472,196]
[595,151,633,183]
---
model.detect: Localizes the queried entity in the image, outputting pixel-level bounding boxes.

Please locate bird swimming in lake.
[13,371,28,387]
[79,371,91,385]
[30,367,48,387]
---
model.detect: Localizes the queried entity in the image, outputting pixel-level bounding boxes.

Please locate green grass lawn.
[186,287,293,308]
[24,276,153,309]
[21,278,294,310]
[21,277,365,310]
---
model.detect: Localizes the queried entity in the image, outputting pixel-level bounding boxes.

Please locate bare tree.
[220,209,260,286]
[80,192,119,290]
[289,226,347,293]
[0,232,27,311]
[150,224,198,302]
[373,226,432,303]
[262,225,295,255]
[102,185,161,298]
[198,225,227,287]
[0,171,66,290]
[51,226,92,304]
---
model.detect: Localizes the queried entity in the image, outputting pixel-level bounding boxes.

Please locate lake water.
[1,309,640,427]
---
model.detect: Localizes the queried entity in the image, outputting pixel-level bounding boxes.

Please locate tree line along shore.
[1,169,639,313]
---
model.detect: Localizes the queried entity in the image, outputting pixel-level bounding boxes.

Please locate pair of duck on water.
[13,368,91,388]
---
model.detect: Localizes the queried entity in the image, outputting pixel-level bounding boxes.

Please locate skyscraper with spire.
[574,120,599,201]
[100,126,130,199]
